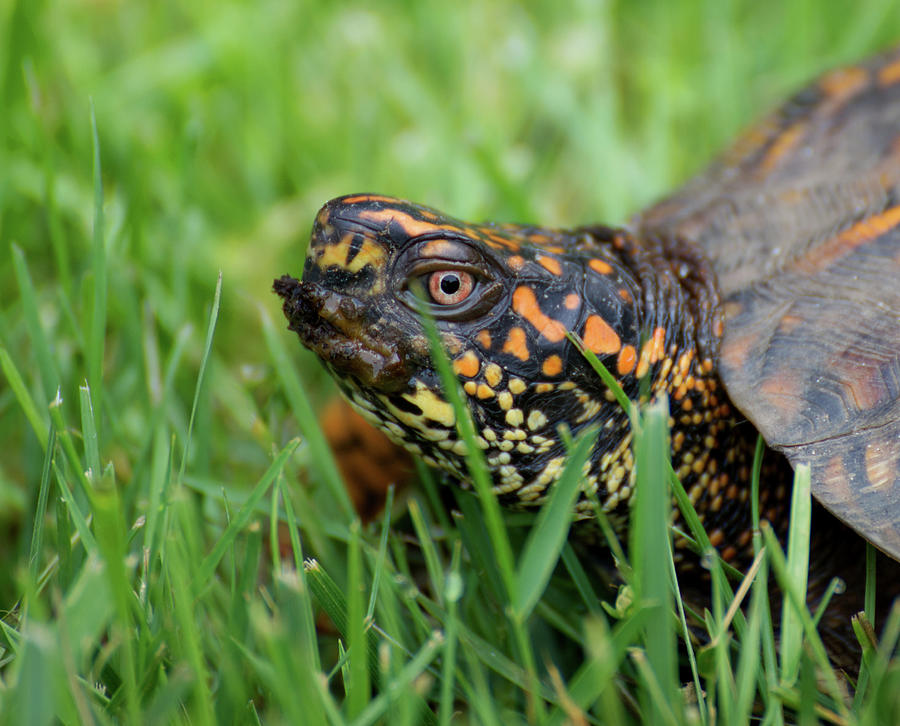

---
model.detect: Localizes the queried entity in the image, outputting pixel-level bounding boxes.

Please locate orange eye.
[428,270,474,305]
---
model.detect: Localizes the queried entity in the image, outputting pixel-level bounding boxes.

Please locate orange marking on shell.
[588,259,613,275]
[708,529,724,548]
[502,326,530,361]
[823,454,852,505]
[758,375,802,420]
[795,204,900,273]
[819,65,869,101]
[537,255,562,275]
[544,245,566,254]
[512,286,567,343]
[842,363,890,411]
[877,56,900,86]
[583,315,621,355]
[720,546,737,562]
[618,288,632,303]
[452,351,480,378]
[358,208,461,238]
[507,255,526,272]
[476,329,492,349]
[564,293,580,310]
[722,300,742,320]
[864,442,895,491]
[616,345,637,376]
[758,121,807,173]
[541,355,563,377]
[777,313,805,334]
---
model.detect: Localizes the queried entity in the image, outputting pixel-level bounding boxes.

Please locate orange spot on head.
[476,329,492,349]
[588,259,613,275]
[564,293,580,310]
[485,233,518,251]
[616,345,637,376]
[541,355,563,377]
[358,208,460,239]
[452,351,480,378]
[618,288,632,303]
[635,341,653,379]
[502,326,530,361]
[507,255,526,272]
[476,384,495,399]
[421,239,461,257]
[650,327,666,364]
[337,194,400,205]
[512,286,567,342]
[537,255,562,275]
[583,315,621,355]
[878,56,900,86]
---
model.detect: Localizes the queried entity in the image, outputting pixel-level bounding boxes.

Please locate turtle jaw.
[273,275,412,393]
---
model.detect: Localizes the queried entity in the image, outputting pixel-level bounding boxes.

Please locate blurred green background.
[2,0,899,591]
[2,0,900,720]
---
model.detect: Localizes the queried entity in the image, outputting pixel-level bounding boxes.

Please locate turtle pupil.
[440,274,461,295]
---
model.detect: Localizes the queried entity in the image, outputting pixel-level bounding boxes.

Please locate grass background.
[1,0,899,723]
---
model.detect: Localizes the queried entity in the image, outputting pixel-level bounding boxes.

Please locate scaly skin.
[275,194,899,670]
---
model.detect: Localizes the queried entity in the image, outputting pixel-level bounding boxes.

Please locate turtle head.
[275,194,642,503]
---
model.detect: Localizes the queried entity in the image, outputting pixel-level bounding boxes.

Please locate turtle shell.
[635,46,900,560]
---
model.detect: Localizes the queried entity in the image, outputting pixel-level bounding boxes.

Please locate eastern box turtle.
[275,46,900,664]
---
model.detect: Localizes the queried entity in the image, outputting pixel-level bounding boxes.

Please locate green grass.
[2,1,900,723]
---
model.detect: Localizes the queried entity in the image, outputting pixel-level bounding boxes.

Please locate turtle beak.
[273,275,412,393]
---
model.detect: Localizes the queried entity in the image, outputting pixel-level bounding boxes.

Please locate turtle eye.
[428,270,474,305]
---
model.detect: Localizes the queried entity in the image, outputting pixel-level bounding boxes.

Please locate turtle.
[274,45,900,666]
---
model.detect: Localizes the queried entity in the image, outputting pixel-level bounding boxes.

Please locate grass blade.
[197,438,299,585]
[11,244,59,402]
[631,398,678,720]
[780,463,811,683]
[178,271,222,487]
[512,428,594,620]
[88,101,107,415]
[0,347,49,450]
